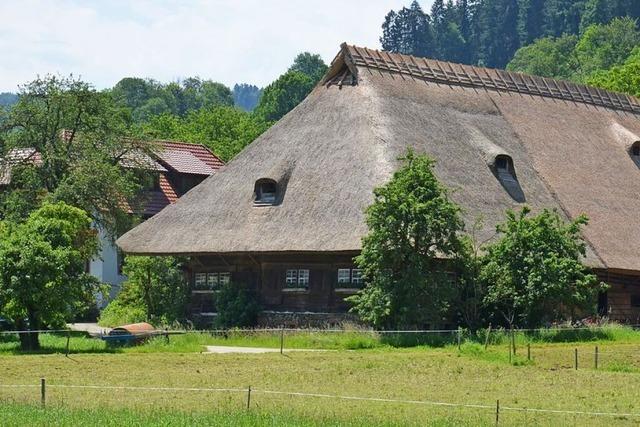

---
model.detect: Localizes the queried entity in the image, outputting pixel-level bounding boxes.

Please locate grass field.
[1,327,640,426]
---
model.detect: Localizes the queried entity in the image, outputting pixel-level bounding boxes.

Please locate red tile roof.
[153,140,224,175]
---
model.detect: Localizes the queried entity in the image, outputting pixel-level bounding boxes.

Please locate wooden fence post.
[511,329,516,356]
[280,327,284,355]
[574,348,578,370]
[527,343,531,361]
[65,330,70,357]
[40,378,46,409]
[484,324,492,350]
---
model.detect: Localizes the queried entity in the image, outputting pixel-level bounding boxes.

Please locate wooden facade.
[188,252,363,322]
[596,270,640,323]
[187,255,640,325]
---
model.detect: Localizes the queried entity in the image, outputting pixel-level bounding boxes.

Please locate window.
[194,273,207,289]
[285,269,298,287]
[493,154,525,202]
[336,268,364,288]
[194,272,230,290]
[298,269,309,287]
[219,272,231,286]
[631,142,640,167]
[285,269,309,289]
[495,155,516,182]
[351,269,364,287]
[337,269,351,285]
[254,179,277,205]
[207,273,219,289]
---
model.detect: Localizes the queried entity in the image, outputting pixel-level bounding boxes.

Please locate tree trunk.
[15,317,40,351]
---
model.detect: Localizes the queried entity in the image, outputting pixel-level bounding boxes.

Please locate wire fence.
[2,326,640,366]
[0,380,639,424]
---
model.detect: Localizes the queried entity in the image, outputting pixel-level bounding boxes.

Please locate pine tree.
[478,0,521,68]
[518,0,546,45]
[380,10,400,52]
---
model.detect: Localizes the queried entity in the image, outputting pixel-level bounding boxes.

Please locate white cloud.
[0,0,433,92]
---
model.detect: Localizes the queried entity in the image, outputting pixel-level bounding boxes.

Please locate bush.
[214,282,260,328]
[98,256,189,327]
[98,299,147,327]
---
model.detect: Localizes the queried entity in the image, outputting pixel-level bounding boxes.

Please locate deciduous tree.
[481,208,604,329]
[0,202,101,350]
[348,151,464,329]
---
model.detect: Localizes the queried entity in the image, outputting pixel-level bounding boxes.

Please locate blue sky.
[0,0,434,92]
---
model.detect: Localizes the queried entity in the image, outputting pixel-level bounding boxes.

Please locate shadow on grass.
[0,332,121,355]
[380,332,457,348]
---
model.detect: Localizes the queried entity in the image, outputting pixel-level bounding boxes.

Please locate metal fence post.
[574,348,578,370]
[457,328,461,351]
[246,385,251,410]
[40,378,46,408]
[527,343,531,361]
[595,346,598,370]
[495,399,500,426]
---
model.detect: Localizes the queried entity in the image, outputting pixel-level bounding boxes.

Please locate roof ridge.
[341,44,640,115]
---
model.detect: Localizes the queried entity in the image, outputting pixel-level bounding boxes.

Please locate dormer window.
[495,155,516,182]
[254,178,277,205]
[493,155,525,202]
[631,142,640,167]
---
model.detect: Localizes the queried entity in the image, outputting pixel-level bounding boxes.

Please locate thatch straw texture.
[118,44,640,270]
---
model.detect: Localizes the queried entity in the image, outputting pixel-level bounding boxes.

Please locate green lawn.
[0,330,639,426]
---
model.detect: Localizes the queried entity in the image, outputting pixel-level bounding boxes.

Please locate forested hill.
[0,92,18,109]
[381,0,640,69]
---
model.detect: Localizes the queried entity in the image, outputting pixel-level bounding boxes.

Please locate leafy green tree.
[348,151,464,329]
[214,281,260,328]
[288,53,329,81]
[233,83,262,112]
[507,35,578,79]
[99,256,188,327]
[573,17,640,80]
[143,106,270,162]
[254,71,315,122]
[111,77,158,111]
[588,47,640,97]
[481,208,604,329]
[0,202,101,350]
[178,78,234,115]
[0,75,146,236]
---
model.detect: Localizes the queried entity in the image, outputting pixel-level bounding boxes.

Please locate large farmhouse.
[118,44,640,325]
[0,140,223,303]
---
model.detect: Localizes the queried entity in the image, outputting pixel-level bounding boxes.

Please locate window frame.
[194,272,207,289]
[255,179,278,205]
[337,268,351,285]
[284,269,309,290]
[351,269,364,287]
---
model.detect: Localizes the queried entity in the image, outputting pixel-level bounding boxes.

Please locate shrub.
[214,282,260,328]
[98,256,188,327]
[98,299,147,327]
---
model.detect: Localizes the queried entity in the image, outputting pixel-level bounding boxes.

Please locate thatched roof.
[117,44,640,272]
